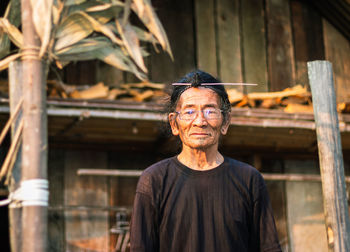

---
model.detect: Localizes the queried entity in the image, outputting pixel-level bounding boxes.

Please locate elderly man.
[130,70,281,252]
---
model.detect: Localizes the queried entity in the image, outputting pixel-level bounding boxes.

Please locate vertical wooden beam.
[323,19,350,104]
[149,0,195,83]
[194,0,217,76]
[308,60,350,251]
[216,0,242,85]
[48,149,65,251]
[21,0,48,251]
[8,61,23,252]
[266,0,295,91]
[290,0,324,87]
[241,0,268,92]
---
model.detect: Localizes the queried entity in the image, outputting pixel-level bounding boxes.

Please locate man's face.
[169,87,229,150]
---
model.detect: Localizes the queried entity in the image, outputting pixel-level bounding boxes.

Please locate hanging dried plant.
[0,0,172,80]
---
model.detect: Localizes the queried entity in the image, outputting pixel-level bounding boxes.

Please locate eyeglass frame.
[175,108,224,121]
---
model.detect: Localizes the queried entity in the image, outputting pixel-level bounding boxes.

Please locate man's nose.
[192,110,207,125]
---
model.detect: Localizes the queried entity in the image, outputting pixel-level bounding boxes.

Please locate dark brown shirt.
[130,156,281,252]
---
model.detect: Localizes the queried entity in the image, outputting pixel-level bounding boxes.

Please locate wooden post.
[21,0,48,251]
[8,61,23,252]
[307,60,350,251]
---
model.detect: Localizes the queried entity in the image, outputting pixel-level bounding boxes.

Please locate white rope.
[0,179,49,208]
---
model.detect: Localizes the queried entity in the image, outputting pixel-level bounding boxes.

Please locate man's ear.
[220,117,230,135]
[169,113,179,135]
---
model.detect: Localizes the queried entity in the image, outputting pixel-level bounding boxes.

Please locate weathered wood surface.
[216,0,242,86]
[150,0,195,83]
[48,149,65,252]
[64,150,109,251]
[8,61,23,252]
[195,0,217,76]
[291,0,324,87]
[285,160,327,252]
[241,0,267,92]
[323,19,350,104]
[266,0,295,91]
[308,60,350,251]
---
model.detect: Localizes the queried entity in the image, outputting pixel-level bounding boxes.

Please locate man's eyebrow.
[181,103,218,109]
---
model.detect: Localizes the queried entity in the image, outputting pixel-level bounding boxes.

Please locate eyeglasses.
[176,108,223,120]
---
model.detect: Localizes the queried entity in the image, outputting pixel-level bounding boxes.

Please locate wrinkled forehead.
[176,87,221,109]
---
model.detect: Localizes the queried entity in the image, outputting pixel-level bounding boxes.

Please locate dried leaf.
[64,0,88,6]
[86,1,124,12]
[0,18,23,48]
[30,0,54,57]
[55,11,122,52]
[116,19,147,72]
[0,53,22,71]
[54,12,94,51]
[75,82,109,99]
[131,0,173,59]
[95,46,146,80]
[56,37,111,55]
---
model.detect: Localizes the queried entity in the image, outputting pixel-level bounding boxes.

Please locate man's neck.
[177,146,224,171]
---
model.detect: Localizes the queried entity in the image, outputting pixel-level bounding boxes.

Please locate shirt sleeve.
[130,174,159,252]
[251,174,282,252]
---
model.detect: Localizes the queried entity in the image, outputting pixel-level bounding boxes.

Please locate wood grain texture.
[195,0,217,76]
[149,0,195,83]
[48,149,66,252]
[64,150,109,251]
[290,0,324,87]
[266,0,295,91]
[285,160,327,252]
[216,0,242,86]
[308,60,350,251]
[323,19,350,103]
[8,61,23,252]
[241,0,268,92]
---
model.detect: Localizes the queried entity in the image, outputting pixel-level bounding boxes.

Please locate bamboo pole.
[20,1,48,251]
[8,61,23,252]
[308,60,350,251]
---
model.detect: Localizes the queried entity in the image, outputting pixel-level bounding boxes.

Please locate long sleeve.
[251,174,282,252]
[130,171,159,252]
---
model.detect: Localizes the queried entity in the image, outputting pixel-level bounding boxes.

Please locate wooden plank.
[323,19,350,103]
[285,160,327,252]
[194,0,217,76]
[64,150,109,251]
[149,0,195,83]
[263,160,288,250]
[64,61,97,85]
[241,0,268,92]
[108,153,148,249]
[308,61,350,251]
[266,0,295,91]
[8,61,23,252]
[290,0,325,87]
[48,149,65,252]
[216,0,243,85]
[95,61,124,87]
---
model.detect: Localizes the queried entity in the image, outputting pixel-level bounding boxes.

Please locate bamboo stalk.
[0,119,23,180]
[0,98,23,146]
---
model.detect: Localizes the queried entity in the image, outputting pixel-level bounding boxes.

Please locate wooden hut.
[0,0,350,251]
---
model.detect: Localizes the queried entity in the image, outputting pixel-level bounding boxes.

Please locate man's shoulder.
[136,157,176,195]
[224,157,263,180]
[143,156,176,176]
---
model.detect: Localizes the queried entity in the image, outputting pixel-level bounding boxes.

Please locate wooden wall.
[63,0,350,103]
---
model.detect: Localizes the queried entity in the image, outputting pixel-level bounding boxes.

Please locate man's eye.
[183,110,195,115]
[205,109,217,114]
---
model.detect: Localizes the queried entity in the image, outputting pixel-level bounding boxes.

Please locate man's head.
[168,70,231,124]
[168,70,231,150]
